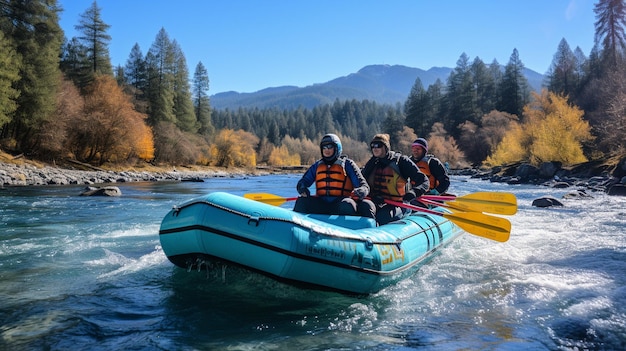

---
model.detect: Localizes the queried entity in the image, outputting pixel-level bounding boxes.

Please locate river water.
[0,174,624,350]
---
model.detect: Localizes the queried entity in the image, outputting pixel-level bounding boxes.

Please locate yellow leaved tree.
[209,129,259,167]
[485,90,593,167]
[268,145,301,166]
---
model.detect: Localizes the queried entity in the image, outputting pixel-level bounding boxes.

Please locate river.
[1,174,624,350]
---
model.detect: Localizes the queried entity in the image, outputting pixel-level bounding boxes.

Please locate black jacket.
[362,150,430,198]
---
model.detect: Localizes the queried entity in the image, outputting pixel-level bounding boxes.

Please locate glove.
[352,187,367,200]
[297,183,310,197]
[402,190,416,202]
[426,189,440,195]
[372,196,385,206]
[413,188,425,198]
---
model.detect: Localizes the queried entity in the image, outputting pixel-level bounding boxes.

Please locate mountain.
[210,64,544,110]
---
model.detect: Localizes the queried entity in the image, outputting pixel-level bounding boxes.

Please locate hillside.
[211,64,544,110]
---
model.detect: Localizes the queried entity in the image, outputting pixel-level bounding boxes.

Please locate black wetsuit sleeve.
[430,158,450,194]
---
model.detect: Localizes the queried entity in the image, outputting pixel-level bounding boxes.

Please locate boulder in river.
[607,184,626,196]
[80,186,122,197]
[532,196,564,208]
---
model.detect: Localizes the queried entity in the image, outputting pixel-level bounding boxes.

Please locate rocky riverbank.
[2,153,626,197]
[0,160,263,187]
[451,155,626,197]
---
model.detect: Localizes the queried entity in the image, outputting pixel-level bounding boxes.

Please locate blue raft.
[159,192,464,294]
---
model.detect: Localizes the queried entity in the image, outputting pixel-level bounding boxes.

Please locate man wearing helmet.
[294,134,376,218]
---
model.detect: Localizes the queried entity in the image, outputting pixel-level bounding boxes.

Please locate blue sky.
[58,0,597,95]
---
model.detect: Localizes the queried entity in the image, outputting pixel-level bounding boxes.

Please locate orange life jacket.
[368,155,407,202]
[414,155,438,190]
[315,160,354,197]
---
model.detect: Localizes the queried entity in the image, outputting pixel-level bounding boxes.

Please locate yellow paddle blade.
[243,192,297,206]
[426,192,518,215]
[442,211,511,242]
[445,199,517,215]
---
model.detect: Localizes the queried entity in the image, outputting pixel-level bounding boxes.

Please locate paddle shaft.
[243,193,299,206]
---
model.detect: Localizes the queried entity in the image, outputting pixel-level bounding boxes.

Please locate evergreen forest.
[1,0,625,169]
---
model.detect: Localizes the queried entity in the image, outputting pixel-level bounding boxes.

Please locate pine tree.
[192,61,214,136]
[145,28,176,125]
[60,37,90,88]
[316,105,336,137]
[0,0,63,152]
[488,59,503,84]
[594,0,626,67]
[546,38,577,97]
[497,49,530,117]
[170,40,196,133]
[471,57,497,116]
[571,46,588,98]
[404,77,431,137]
[575,0,626,149]
[123,43,148,112]
[0,30,20,127]
[266,120,281,145]
[74,0,113,82]
[382,109,405,148]
[445,53,477,138]
[426,79,445,130]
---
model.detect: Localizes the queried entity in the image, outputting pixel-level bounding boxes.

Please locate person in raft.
[409,138,450,195]
[294,133,376,219]
[361,133,430,225]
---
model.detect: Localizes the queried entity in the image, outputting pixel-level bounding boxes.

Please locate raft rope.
[171,199,444,247]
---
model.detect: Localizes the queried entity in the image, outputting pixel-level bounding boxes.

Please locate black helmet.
[320,133,342,163]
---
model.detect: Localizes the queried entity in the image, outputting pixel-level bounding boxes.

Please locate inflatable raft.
[159,191,464,294]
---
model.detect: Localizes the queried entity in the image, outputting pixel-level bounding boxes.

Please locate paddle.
[421,192,518,215]
[243,192,298,206]
[385,199,511,242]
[244,191,518,216]
[244,192,511,242]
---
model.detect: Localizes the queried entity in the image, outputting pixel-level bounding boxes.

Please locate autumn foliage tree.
[210,129,259,167]
[268,145,301,166]
[67,75,154,165]
[459,110,518,165]
[280,135,318,165]
[485,90,593,167]
[395,126,418,156]
[425,122,468,169]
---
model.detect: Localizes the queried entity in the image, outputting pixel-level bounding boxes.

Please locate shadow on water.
[159,265,391,348]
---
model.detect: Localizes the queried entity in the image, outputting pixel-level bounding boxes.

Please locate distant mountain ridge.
[210,64,544,110]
